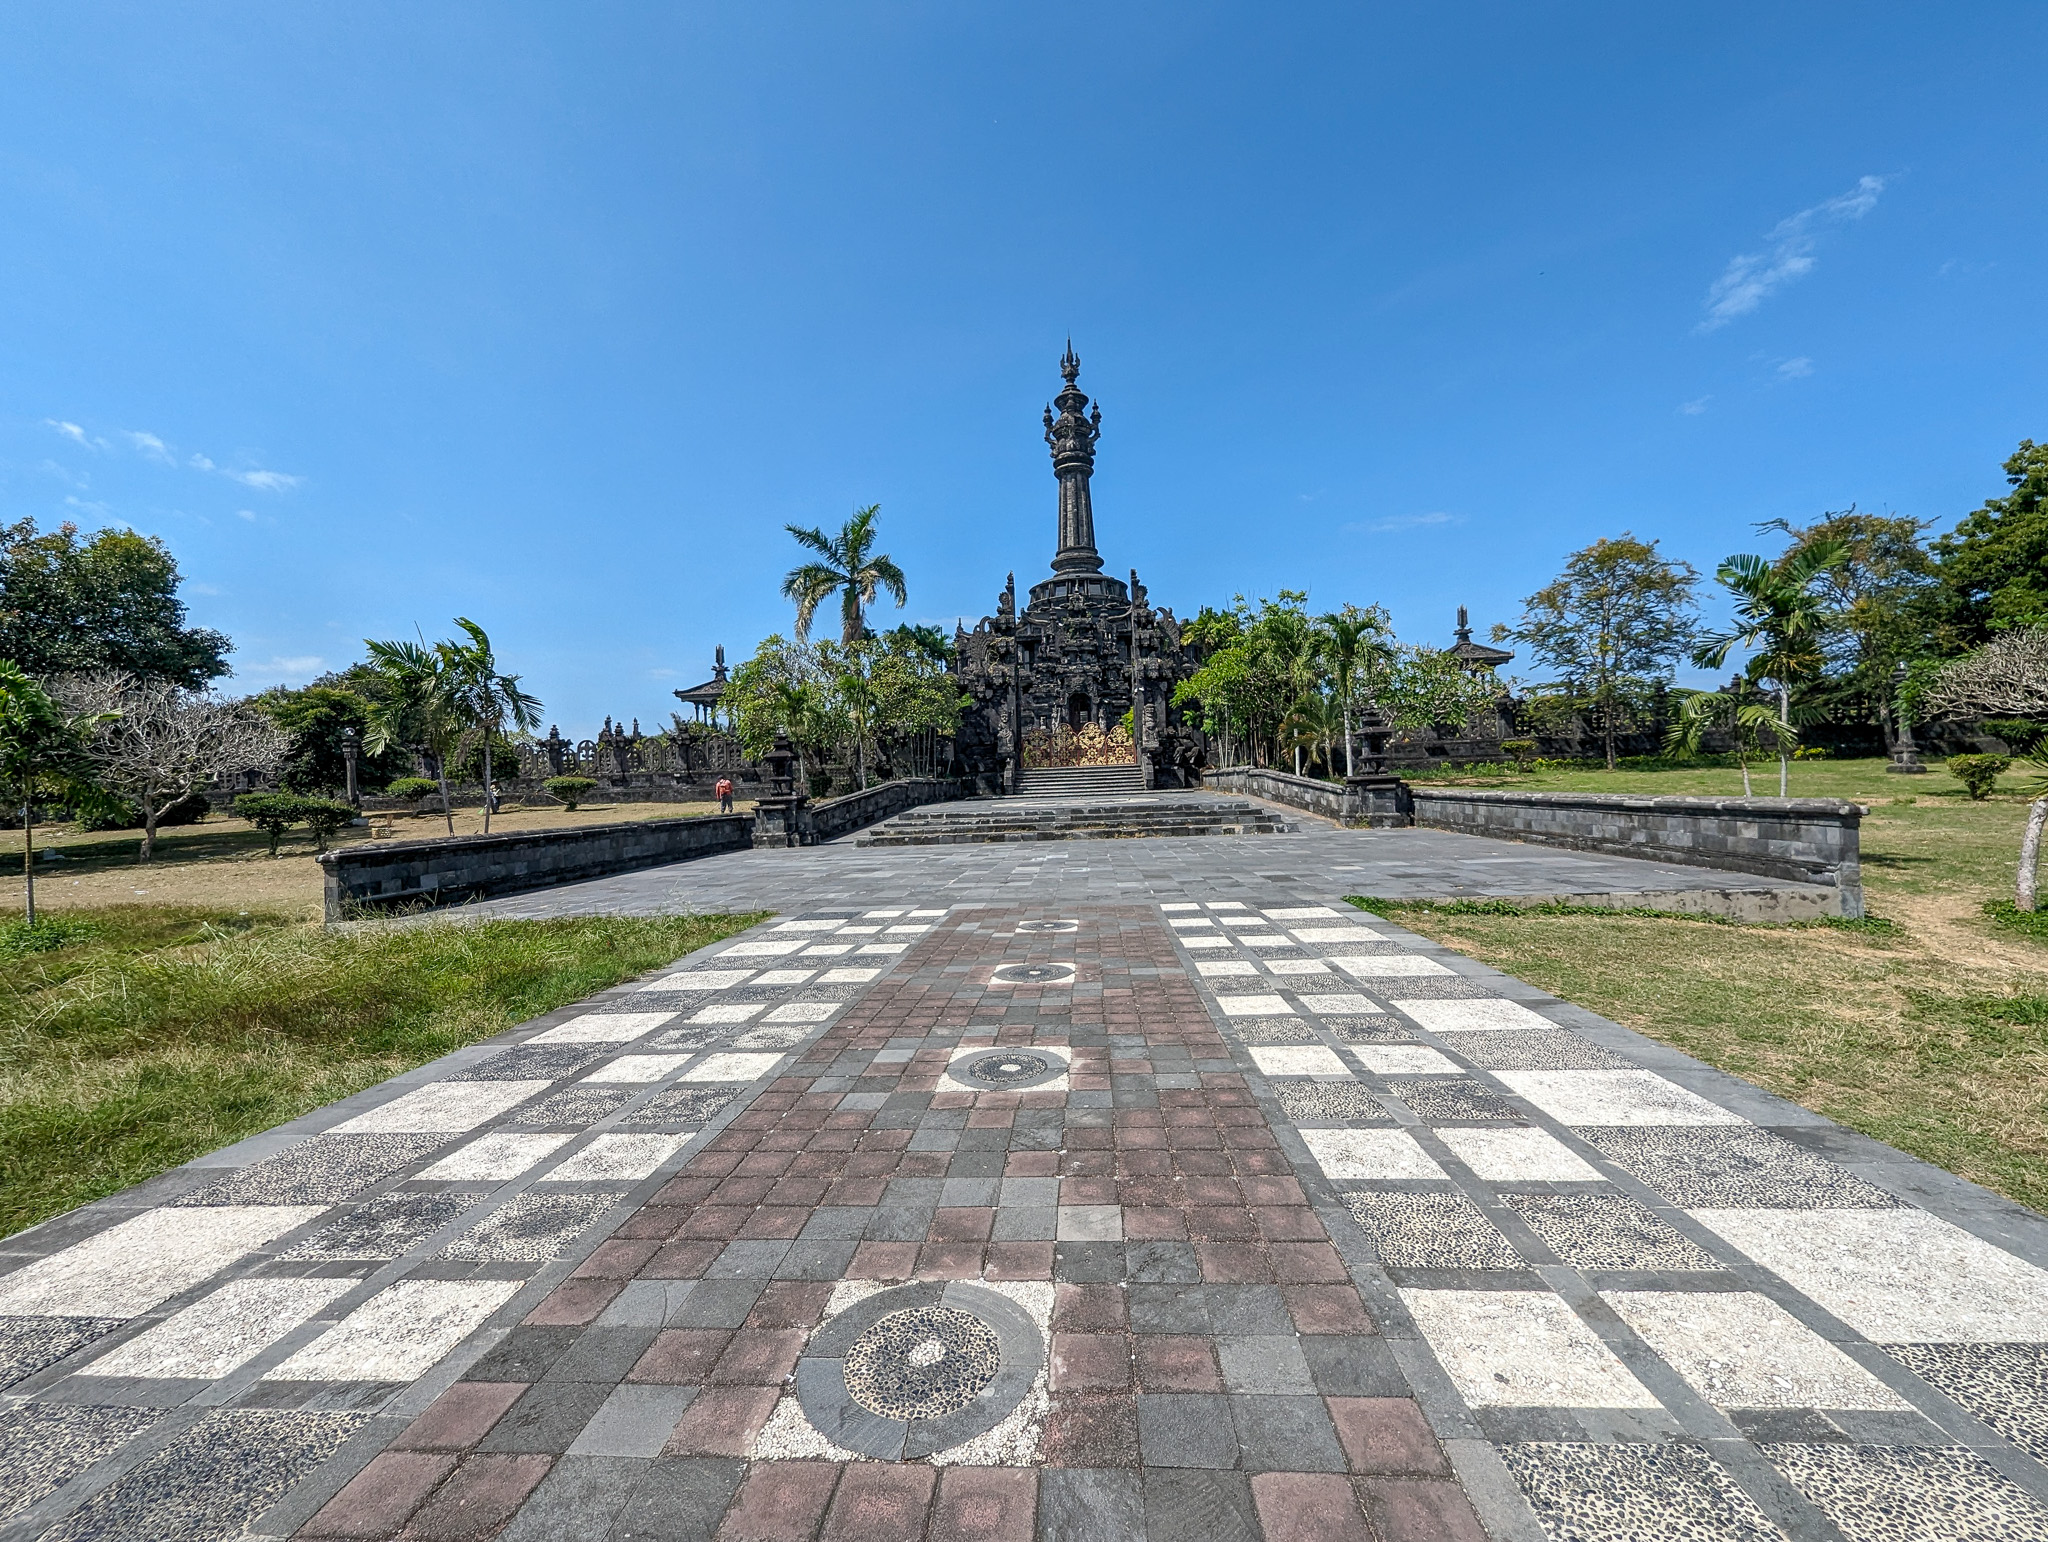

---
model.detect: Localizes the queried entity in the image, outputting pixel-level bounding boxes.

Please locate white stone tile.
[1195,959,1260,977]
[531,1012,676,1044]
[883,925,929,936]
[635,970,751,991]
[855,943,908,956]
[1219,994,1293,1017]
[1691,1208,2048,1343]
[819,967,881,983]
[752,969,814,986]
[1604,1290,1912,1409]
[1179,936,1230,950]
[1238,934,1293,949]
[1496,1071,1749,1127]
[88,1276,357,1379]
[839,926,882,935]
[266,1278,519,1382]
[582,1055,689,1084]
[1402,1288,1660,1408]
[861,909,906,918]
[1334,955,1454,978]
[907,909,946,918]
[764,1001,839,1023]
[545,1133,693,1183]
[774,918,846,932]
[1390,998,1555,1032]
[1299,993,1380,1014]
[1207,901,1249,910]
[331,1080,555,1135]
[683,1052,785,1083]
[0,1206,326,1318]
[1264,959,1333,977]
[688,1003,764,1024]
[800,943,853,956]
[419,1132,574,1182]
[1159,903,1202,913]
[719,939,807,957]
[1292,926,1389,944]
[1264,906,1341,920]
[1056,1206,1123,1242]
[1248,1046,1351,1078]
[1437,1128,1604,1182]
[1169,917,1216,929]
[1352,1046,1462,1076]
[1302,1128,1446,1180]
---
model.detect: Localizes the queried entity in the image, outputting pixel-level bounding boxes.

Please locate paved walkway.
[2,839,2046,1540]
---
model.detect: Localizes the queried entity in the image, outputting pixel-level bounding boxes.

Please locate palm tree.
[1318,608,1394,778]
[1664,686,1798,798]
[1693,538,1845,795]
[438,619,543,833]
[781,504,908,644]
[362,638,461,835]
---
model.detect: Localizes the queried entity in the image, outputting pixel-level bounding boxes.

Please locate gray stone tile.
[511,1086,634,1128]
[1204,1286,1292,1336]
[603,1454,744,1542]
[1229,1393,1346,1472]
[1137,1393,1239,1468]
[440,1191,621,1261]
[1390,1078,1523,1123]
[1883,1342,2048,1464]
[1125,1242,1201,1284]
[173,1133,448,1206]
[0,1403,161,1523]
[1504,1193,1720,1272]
[706,1241,791,1278]
[1040,1468,1145,1542]
[498,1455,646,1540]
[773,1239,859,1279]
[1215,1335,1315,1395]
[281,1191,487,1260]
[1451,1030,1638,1071]
[1499,1441,1783,1541]
[1343,1191,1523,1270]
[1143,1468,1259,1542]
[480,1379,614,1453]
[1763,1442,2048,1541]
[39,1408,366,1542]
[0,1316,124,1391]
[454,1045,607,1081]
[667,1280,763,1328]
[1301,1333,1409,1396]
[622,1087,744,1127]
[1275,1081,1393,1126]
[566,1386,697,1458]
[545,1327,660,1384]
[1576,1127,1901,1210]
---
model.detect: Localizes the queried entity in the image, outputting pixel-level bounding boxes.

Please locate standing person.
[715,775,733,814]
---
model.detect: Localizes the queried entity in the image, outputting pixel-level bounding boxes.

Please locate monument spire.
[1044,342,1104,574]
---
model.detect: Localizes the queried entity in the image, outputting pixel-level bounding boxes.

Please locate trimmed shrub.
[386,777,440,811]
[1948,754,2012,801]
[543,776,599,811]
[234,793,303,856]
[296,797,359,852]
[1500,739,1538,771]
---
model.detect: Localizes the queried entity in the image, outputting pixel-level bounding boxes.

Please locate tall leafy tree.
[437,619,542,832]
[0,518,232,687]
[1694,538,1846,795]
[1504,535,1701,770]
[257,677,407,795]
[780,504,908,644]
[1932,440,2048,642]
[0,663,105,921]
[1317,606,1395,778]
[361,639,462,834]
[1924,628,2048,910]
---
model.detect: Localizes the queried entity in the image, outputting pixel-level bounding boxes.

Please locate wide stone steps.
[854,793,1300,846]
[1011,764,1145,797]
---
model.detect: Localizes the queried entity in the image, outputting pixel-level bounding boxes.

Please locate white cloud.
[236,508,259,522]
[223,468,302,492]
[188,453,215,472]
[1698,175,1886,331]
[124,430,175,463]
[1777,356,1814,378]
[1344,511,1461,535]
[1679,396,1712,415]
[63,494,114,519]
[44,419,89,445]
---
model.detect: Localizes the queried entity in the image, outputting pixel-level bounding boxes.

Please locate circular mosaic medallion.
[842,1305,1001,1419]
[991,962,1075,984]
[1013,919,1079,934]
[964,1051,1053,1086]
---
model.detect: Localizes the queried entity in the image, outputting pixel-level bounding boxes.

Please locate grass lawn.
[1,799,750,921]
[0,905,765,1238]
[1358,757,2048,1213]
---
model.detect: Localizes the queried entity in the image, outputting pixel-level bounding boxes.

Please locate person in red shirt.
[715,776,734,813]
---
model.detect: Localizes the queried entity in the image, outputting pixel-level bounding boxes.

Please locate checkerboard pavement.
[2,897,2047,1540]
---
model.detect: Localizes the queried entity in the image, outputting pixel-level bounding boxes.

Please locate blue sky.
[2,4,2042,729]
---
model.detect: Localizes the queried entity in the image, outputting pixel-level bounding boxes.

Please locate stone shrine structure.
[952,346,1204,788]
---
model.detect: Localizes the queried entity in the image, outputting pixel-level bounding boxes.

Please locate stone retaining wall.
[1202,767,1412,827]
[806,778,965,842]
[1411,788,1864,913]
[318,814,753,920]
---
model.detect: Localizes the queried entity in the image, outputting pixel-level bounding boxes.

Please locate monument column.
[1043,341,1105,575]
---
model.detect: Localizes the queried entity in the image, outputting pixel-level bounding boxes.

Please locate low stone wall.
[807,778,965,842]
[1411,788,1864,914]
[319,814,753,920]
[1202,767,1412,828]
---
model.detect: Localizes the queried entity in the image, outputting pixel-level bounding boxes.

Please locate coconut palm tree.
[362,638,461,835]
[438,619,542,833]
[1318,607,1395,778]
[780,504,908,644]
[1663,686,1799,798]
[1692,538,1845,795]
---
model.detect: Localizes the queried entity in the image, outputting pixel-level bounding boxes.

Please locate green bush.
[1947,754,2012,801]
[73,789,210,833]
[1500,738,1537,771]
[543,775,599,810]
[386,777,440,811]
[234,793,304,856]
[1986,719,2048,756]
[296,797,359,852]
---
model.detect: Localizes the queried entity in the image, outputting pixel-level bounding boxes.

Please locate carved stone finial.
[1455,606,1471,644]
[1061,338,1081,384]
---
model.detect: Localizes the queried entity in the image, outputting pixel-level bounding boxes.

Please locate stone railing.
[755,777,968,848]
[1409,788,1864,912]
[1202,767,1412,828]
[319,814,753,920]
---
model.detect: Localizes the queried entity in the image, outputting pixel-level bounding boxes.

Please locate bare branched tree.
[1924,627,2048,910]
[56,673,288,862]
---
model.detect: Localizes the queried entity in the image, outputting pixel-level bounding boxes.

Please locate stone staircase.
[1012,763,1145,797]
[854,791,1303,846]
